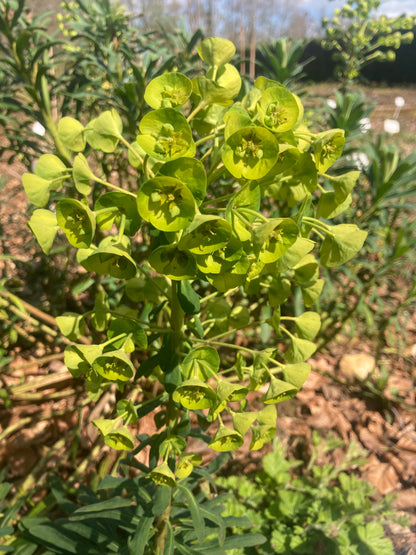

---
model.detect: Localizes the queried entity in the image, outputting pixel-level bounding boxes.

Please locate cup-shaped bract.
[320,224,368,268]
[260,376,298,404]
[197,36,236,67]
[58,117,86,152]
[137,108,195,161]
[222,126,279,180]
[56,198,96,248]
[181,346,220,381]
[149,245,196,281]
[194,64,242,106]
[172,377,216,410]
[92,350,135,382]
[93,418,135,451]
[148,461,177,487]
[258,85,301,133]
[208,425,244,452]
[144,72,192,109]
[158,157,207,206]
[80,244,137,279]
[254,218,299,264]
[249,424,276,451]
[95,192,141,236]
[313,129,345,173]
[179,215,232,255]
[85,109,123,153]
[137,176,196,232]
[27,209,58,254]
[72,153,96,196]
[176,453,202,479]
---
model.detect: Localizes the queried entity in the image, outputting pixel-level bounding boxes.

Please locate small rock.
[339,353,376,381]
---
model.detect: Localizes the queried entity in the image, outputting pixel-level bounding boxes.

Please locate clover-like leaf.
[137,176,195,232]
[158,158,207,206]
[313,129,345,173]
[209,425,244,452]
[172,378,216,410]
[254,218,299,264]
[58,116,86,151]
[148,461,176,487]
[197,36,236,67]
[137,108,195,161]
[145,72,192,109]
[320,224,367,268]
[56,198,96,248]
[95,192,141,236]
[27,209,59,254]
[258,85,301,133]
[222,126,279,180]
[149,245,196,280]
[92,350,134,382]
[179,215,232,254]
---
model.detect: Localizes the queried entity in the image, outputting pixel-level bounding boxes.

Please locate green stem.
[186,100,207,123]
[154,281,184,552]
[95,176,136,196]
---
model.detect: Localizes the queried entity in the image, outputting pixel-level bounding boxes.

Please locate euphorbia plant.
[23,37,367,550]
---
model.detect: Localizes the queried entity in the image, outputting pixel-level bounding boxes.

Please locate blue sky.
[303,0,416,21]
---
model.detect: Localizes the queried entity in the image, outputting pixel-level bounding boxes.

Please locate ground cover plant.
[1,25,374,550]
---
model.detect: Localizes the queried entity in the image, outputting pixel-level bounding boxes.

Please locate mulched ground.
[1,84,415,552]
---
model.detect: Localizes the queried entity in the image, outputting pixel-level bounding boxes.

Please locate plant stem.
[154,281,184,552]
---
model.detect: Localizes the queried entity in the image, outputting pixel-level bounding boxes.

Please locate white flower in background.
[327,98,337,109]
[360,118,371,133]
[395,96,405,108]
[31,121,46,136]
[384,119,400,134]
[350,152,370,170]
